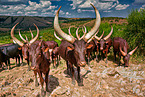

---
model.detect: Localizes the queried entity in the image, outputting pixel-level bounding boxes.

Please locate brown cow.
[29,40,50,96]
[11,23,39,71]
[45,41,59,67]
[94,26,113,64]
[86,30,104,63]
[54,3,101,85]
[113,37,138,67]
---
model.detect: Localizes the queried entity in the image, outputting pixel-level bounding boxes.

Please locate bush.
[124,9,145,55]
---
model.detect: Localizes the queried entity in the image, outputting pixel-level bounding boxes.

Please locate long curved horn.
[87,29,99,43]
[80,25,87,40]
[54,31,62,41]
[68,25,76,37]
[54,6,75,44]
[82,25,87,34]
[11,23,24,46]
[76,27,80,40]
[103,26,113,40]
[128,46,138,55]
[94,30,104,40]
[84,3,101,42]
[29,23,39,44]
[19,30,27,42]
[25,35,28,41]
[29,28,34,38]
[120,47,127,56]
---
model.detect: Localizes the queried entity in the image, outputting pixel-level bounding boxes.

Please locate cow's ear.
[86,44,93,49]
[67,46,74,51]
[44,47,49,52]
[18,47,22,50]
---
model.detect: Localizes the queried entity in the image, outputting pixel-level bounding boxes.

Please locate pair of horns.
[11,23,39,46]
[94,26,113,41]
[54,3,101,43]
[120,46,138,56]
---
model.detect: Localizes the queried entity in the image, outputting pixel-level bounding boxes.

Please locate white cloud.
[70,0,129,12]
[115,4,129,10]
[0,0,57,16]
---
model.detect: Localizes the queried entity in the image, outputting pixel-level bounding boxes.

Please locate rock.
[1,79,9,87]
[32,90,40,97]
[51,86,67,96]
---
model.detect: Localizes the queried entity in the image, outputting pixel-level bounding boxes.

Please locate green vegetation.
[124,9,145,56]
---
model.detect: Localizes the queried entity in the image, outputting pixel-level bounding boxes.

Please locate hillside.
[0,16,68,33]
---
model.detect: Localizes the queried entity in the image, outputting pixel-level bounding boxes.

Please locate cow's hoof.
[41,89,46,97]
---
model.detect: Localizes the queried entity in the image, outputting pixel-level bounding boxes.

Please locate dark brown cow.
[94,27,113,64]
[11,23,39,71]
[54,3,101,85]
[45,41,59,67]
[113,37,138,67]
[29,40,50,96]
[86,30,104,63]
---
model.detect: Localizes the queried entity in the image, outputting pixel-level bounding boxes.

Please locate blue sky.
[0,0,145,18]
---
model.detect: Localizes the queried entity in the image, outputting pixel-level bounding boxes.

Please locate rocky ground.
[0,58,145,97]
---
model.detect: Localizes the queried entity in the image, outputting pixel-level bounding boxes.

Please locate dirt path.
[0,58,145,97]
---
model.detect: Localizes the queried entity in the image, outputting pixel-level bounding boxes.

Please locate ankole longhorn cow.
[11,23,39,71]
[94,26,113,64]
[54,3,101,85]
[113,37,138,67]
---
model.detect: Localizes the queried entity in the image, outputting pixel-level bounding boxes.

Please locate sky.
[0,0,145,18]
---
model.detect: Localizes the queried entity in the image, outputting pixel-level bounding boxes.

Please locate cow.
[45,41,59,67]
[86,30,104,63]
[113,37,138,67]
[0,43,23,69]
[29,40,50,96]
[54,3,101,85]
[94,26,113,64]
[11,23,39,71]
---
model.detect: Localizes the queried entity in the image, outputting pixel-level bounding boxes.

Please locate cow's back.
[113,37,129,52]
[45,41,58,49]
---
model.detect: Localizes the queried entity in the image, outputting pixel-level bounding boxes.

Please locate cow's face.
[99,39,106,51]
[123,54,130,67]
[22,44,29,60]
[67,40,93,67]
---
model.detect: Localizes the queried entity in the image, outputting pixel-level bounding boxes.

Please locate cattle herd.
[0,3,138,96]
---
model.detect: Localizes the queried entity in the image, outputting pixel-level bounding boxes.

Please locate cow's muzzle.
[79,61,86,67]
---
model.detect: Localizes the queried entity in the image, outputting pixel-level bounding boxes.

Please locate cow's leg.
[87,52,90,65]
[34,70,39,87]
[45,69,50,92]
[95,51,98,61]
[20,54,23,66]
[66,61,70,75]
[69,63,75,85]
[105,50,108,64]
[8,59,11,70]
[17,56,20,66]
[38,70,45,96]
[15,57,17,66]
[113,50,117,62]
[118,53,121,66]
[27,59,30,71]
[4,61,8,70]
[53,57,56,68]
